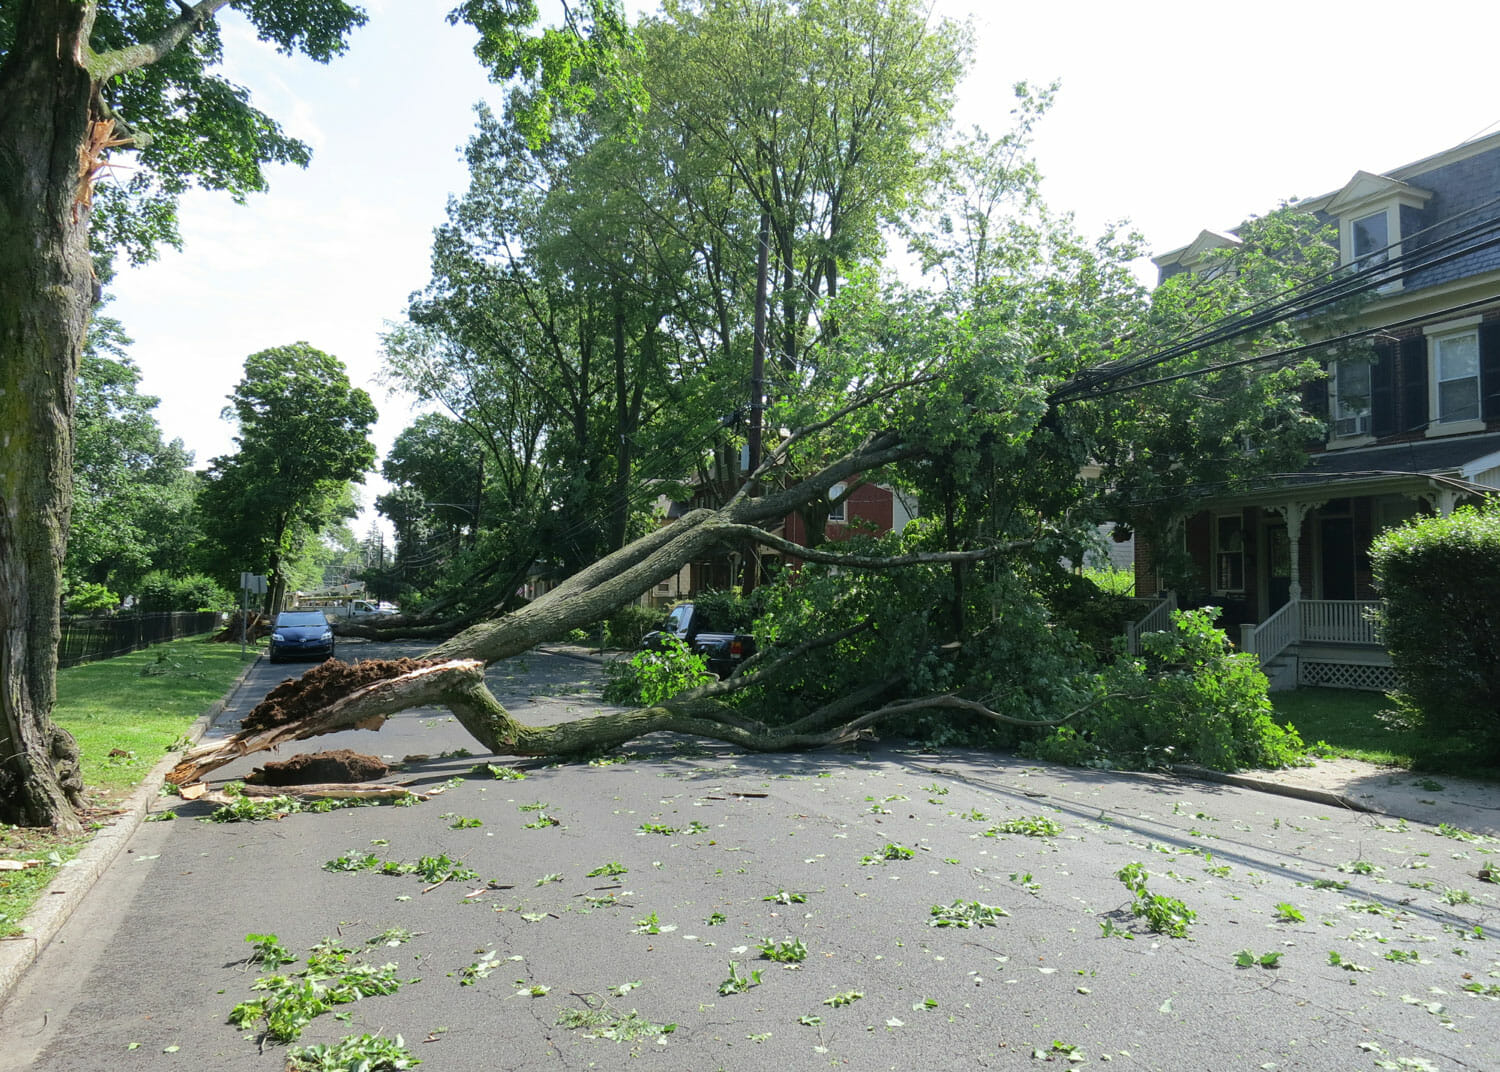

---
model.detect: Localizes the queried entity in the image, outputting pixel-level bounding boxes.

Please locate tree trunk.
[0,0,99,830]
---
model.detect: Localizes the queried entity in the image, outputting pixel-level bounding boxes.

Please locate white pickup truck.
[329,599,399,619]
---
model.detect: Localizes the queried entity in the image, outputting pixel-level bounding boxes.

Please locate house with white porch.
[1135,133,1500,689]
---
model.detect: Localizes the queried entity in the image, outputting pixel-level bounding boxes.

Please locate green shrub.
[64,582,119,615]
[1371,504,1500,763]
[136,571,233,613]
[603,637,714,706]
[603,603,666,650]
[1028,607,1303,771]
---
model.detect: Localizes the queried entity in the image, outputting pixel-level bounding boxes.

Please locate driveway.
[1,642,1496,1070]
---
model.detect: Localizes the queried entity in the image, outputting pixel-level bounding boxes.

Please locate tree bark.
[0,0,100,830]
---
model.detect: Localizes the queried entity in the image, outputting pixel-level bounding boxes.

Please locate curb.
[0,653,261,1008]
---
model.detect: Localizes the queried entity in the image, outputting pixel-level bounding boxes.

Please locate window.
[1433,329,1480,423]
[1351,210,1388,269]
[827,498,846,523]
[1213,514,1245,593]
[1332,359,1372,437]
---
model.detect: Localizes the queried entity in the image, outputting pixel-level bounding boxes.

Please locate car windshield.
[277,612,327,627]
[664,605,691,632]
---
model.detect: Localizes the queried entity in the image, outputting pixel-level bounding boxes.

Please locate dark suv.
[268,610,335,663]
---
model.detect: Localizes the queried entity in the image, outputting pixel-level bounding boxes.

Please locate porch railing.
[1299,599,1380,645]
[1244,599,1299,664]
[1243,598,1382,666]
[1125,593,1177,655]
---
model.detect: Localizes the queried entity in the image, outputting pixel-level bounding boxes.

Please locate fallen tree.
[169,420,1078,784]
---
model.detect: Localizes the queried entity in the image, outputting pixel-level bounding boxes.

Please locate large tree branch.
[713,523,1033,569]
[86,0,234,81]
[728,374,935,506]
[168,660,1075,788]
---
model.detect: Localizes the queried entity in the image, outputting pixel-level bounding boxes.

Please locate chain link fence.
[58,611,223,669]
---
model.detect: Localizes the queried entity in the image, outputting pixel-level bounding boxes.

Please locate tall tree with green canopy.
[67,313,201,601]
[0,0,632,829]
[197,343,377,614]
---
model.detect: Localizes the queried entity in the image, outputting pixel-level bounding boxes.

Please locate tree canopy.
[197,342,377,613]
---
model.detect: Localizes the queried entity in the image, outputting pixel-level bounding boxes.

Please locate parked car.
[640,602,756,679]
[268,610,335,663]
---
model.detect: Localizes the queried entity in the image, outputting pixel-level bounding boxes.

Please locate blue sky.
[102,0,1500,536]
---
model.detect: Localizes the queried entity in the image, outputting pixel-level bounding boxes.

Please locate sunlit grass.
[54,635,254,798]
[1273,688,1497,777]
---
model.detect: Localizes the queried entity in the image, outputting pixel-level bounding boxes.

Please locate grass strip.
[1,635,253,936]
[54,635,254,798]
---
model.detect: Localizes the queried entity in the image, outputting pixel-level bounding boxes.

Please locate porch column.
[1269,499,1323,602]
[1420,483,1462,517]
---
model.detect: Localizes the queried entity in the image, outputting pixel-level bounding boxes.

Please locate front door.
[1262,521,1290,613]
[1320,517,1356,600]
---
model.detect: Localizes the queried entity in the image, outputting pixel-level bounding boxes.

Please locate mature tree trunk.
[0,0,100,830]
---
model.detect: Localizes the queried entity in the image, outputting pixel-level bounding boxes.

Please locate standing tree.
[197,344,377,614]
[0,0,631,828]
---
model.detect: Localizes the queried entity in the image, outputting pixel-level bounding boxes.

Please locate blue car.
[268,610,336,663]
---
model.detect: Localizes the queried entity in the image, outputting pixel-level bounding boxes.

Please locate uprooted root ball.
[241,658,441,732]
[254,749,390,785]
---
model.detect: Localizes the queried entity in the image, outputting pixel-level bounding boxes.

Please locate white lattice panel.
[1298,660,1396,692]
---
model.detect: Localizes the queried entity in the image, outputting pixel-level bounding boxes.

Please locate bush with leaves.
[1371,504,1500,764]
[136,571,234,613]
[602,603,666,650]
[603,636,715,706]
[63,582,120,615]
[1028,607,1303,771]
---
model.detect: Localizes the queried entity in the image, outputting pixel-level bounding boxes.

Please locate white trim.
[1421,314,1483,334]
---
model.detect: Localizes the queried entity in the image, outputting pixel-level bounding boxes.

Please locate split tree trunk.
[0,0,99,830]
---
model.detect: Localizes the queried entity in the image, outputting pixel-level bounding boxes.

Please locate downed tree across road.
[168,426,1071,787]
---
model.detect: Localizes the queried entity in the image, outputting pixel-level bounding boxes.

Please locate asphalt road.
[1,642,1497,1071]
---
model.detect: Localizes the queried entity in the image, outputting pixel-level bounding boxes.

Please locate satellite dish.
[828,482,846,501]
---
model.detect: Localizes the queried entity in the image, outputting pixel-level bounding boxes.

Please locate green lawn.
[1272,687,1497,778]
[53,635,256,799]
[3,636,254,935]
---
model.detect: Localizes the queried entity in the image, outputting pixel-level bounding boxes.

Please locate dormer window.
[1350,211,1389,269]
[1326,171,1433,291]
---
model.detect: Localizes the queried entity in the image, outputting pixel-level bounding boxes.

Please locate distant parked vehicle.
[328,599,399,620]
[639,602,756,679]
[268,610,335,663]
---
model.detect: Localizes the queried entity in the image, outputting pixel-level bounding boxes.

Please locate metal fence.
[57,611,223,669]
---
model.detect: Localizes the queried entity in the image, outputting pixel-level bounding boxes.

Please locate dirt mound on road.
[241,658,441,732]
[255,749,390,785]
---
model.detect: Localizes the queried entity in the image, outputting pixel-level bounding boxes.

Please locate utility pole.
[744,208,771,594]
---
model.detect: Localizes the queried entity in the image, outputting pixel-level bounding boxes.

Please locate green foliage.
[135,570,232,612]
[63,582,119,615]
[603,637,713,706]
[757,937,808,963]
[285,1033,419,1071]
[197,344,377,607]
[1116,862,1195,937]
[602,604,664,650]
[66,327,203,596]
[927,899,1009,928]
[1028,608,1304,771]
[986,815,1063,838]
[1371,504,1500,764]
[717,961,763,994]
